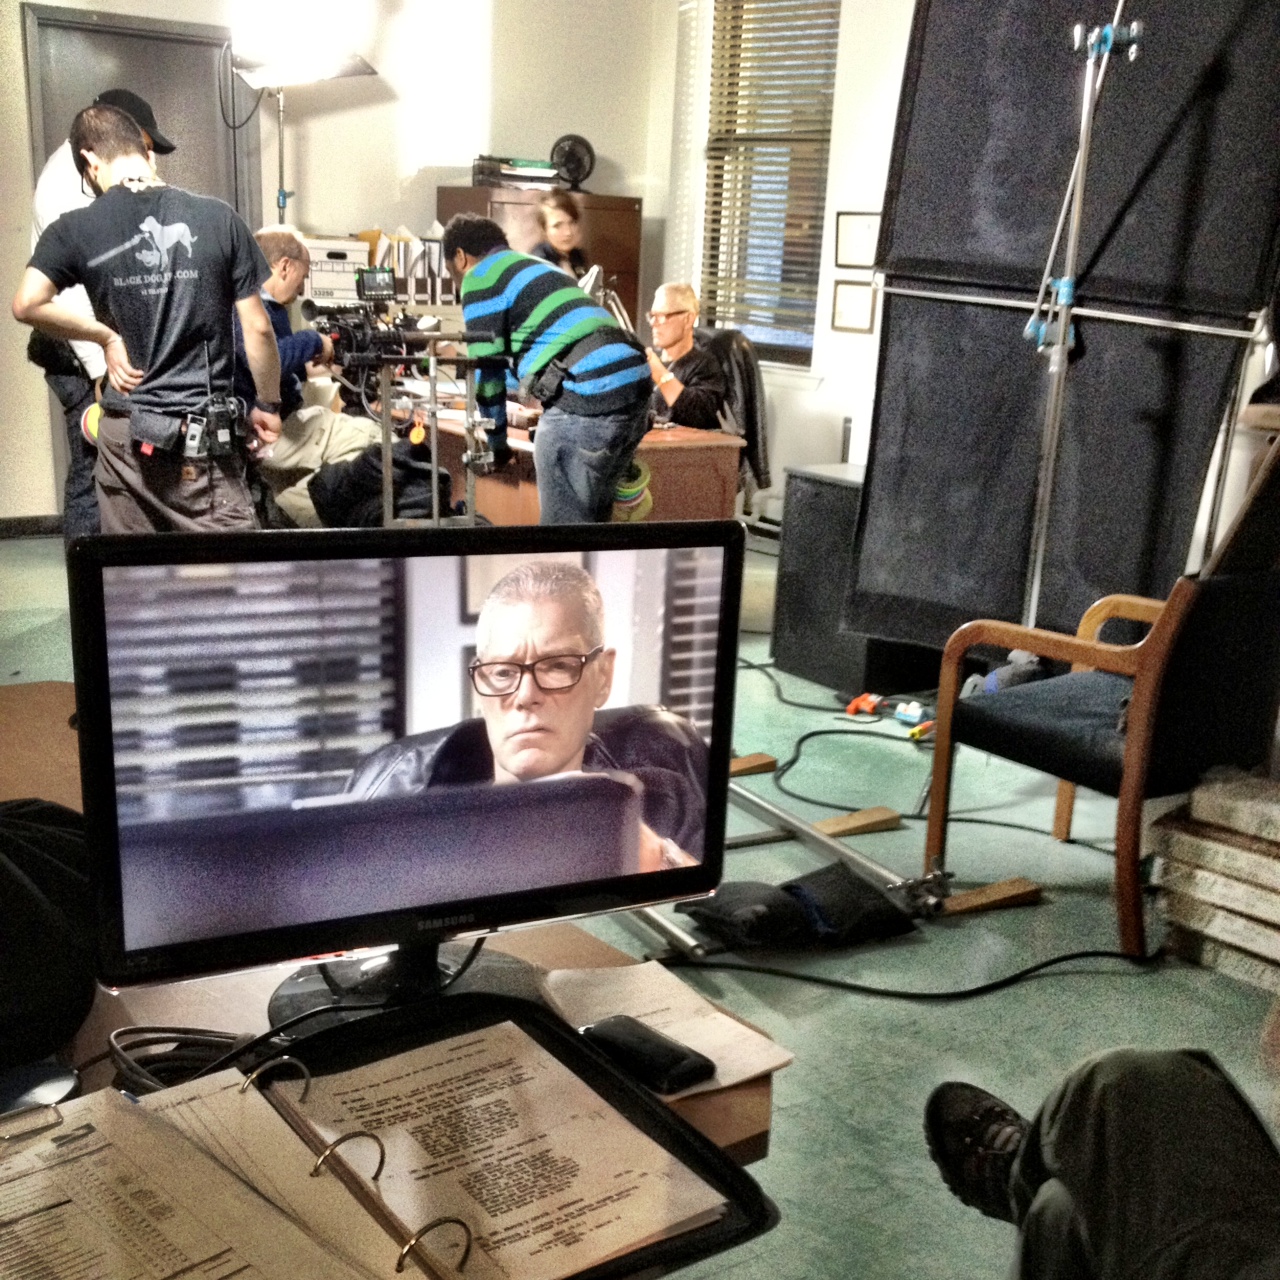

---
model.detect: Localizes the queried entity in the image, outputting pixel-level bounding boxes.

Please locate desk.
[1,681,772,1165]
[432,421,745,525]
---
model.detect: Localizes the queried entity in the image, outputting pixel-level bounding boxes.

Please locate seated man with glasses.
[343,560,704,872]
[646,283,727,433]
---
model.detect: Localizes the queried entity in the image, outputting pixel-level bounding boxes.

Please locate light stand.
[1021,12,1143,627]
[231,52,376,224]
[275,87,288,222]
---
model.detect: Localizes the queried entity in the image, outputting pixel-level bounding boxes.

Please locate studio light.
[231,49,376,221]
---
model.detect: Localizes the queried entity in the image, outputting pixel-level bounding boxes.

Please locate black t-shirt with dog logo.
[30,183,269,436]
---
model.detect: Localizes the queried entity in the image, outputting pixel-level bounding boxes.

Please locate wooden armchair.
[924,437,1280,955]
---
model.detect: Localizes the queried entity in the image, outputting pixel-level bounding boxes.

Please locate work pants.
[257,404,382,526]
[94,411,257,534]
[1009,1048,1280,1280]
[44,370,99,538]
[533,394,651,524]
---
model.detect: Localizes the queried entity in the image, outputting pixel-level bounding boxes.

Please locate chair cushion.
[952,671,1133,797]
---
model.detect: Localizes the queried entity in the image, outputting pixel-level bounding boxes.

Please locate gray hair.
[655,282,700,317]
[255,224,307,267]
[477,560,604,652]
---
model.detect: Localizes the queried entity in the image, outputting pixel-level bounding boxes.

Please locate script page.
[271,1019,728,1280]
[0,1088,366,1280]
[138,1070,407,1280]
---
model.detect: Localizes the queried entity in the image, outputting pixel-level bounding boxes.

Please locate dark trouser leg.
[1013,1181,1096,1280]
[44,372,99,537]
[533,395,651,524]
[95,412,258,534]
[1009,1048,1280,1280]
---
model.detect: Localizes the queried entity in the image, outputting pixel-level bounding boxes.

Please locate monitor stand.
[266,937,545,1030]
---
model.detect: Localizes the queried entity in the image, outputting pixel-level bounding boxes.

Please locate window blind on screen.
[701,0,840,363]
[104,560,399,822]
[660,547,725,736]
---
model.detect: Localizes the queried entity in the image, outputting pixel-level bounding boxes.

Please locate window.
[659,546,727,737]
[700,0,841,365]
[106,559,399,822]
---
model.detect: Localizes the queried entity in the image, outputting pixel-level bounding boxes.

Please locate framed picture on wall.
[834,212,880,269]
[832,280,876,334]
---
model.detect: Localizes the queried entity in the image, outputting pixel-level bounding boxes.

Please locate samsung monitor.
[67,521,742,1015]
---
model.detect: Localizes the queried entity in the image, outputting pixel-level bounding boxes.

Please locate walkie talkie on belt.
[183,393,242,458]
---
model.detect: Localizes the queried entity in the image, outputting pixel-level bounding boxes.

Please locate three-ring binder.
[241,1049,477,1273]
[396,1216,473,1274]
[240,1054,312,1100]
[311,1129,386,1180]
[0,1102,63,1142]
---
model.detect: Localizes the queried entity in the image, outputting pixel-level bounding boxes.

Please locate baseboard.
[0,515,63,538]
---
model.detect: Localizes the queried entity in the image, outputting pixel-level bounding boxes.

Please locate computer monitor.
[67,521,742,1013]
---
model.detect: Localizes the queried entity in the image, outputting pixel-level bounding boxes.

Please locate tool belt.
[129,395,244,458]
[519,356,571,406]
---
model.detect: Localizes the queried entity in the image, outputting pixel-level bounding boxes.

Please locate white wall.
[755,0,916,515]
[253,0,490,239]
[264,0,672,274]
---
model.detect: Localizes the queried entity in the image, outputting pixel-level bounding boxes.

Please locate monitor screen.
[68,522,742,989]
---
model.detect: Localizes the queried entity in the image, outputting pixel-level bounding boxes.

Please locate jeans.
[44,371,99,538]
[1009,1049,1280,1280]
[533,395,651,524]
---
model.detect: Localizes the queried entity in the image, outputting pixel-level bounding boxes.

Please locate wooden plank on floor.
[730,753,777,776]
[942,877,1043,914]
[0,681,81,812]
[812,807,901,836]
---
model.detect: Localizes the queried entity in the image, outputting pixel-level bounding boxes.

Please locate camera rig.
[300,295,500,527]
[298,296,431,419]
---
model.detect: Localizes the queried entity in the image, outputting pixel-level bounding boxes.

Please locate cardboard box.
[301,236,370,303]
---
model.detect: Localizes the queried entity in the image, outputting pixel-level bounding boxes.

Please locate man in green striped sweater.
[443,213,652,523]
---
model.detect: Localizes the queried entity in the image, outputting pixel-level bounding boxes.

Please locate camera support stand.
[352,330,496,527]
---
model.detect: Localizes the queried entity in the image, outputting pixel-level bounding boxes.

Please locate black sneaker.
[923,1082,1028,1223]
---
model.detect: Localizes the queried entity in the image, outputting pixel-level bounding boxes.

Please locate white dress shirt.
[30,140,107,380]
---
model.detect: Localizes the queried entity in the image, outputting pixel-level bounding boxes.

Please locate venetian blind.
[105,559,399,824]
[660,547,726,737]
[700,0,840,364]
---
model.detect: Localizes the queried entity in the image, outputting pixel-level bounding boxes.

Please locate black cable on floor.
[770,727,931,812]
[663,946,1162,1000]
[736,657,850,714]
[762,722,1117,853]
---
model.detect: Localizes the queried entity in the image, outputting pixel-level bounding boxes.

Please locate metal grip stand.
[1022,12,1143,627]
[348,332,495,528]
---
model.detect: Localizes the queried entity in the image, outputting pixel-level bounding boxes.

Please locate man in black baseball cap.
[92,89,175,155]
[27,89,177,537]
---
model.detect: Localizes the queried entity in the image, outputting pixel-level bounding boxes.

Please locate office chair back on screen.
[344,705,709,855]
[924,436,1280,955]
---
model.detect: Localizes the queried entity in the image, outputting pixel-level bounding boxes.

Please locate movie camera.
[299,302,430,417]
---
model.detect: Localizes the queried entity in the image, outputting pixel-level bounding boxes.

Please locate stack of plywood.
[1150,770,1280,992]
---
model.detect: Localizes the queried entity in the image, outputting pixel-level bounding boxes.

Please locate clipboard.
[253,992,778,1278]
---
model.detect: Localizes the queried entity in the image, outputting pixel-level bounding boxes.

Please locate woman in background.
[531,190,589,278]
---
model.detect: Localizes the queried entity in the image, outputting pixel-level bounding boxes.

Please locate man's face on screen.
[477,598,615,783]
